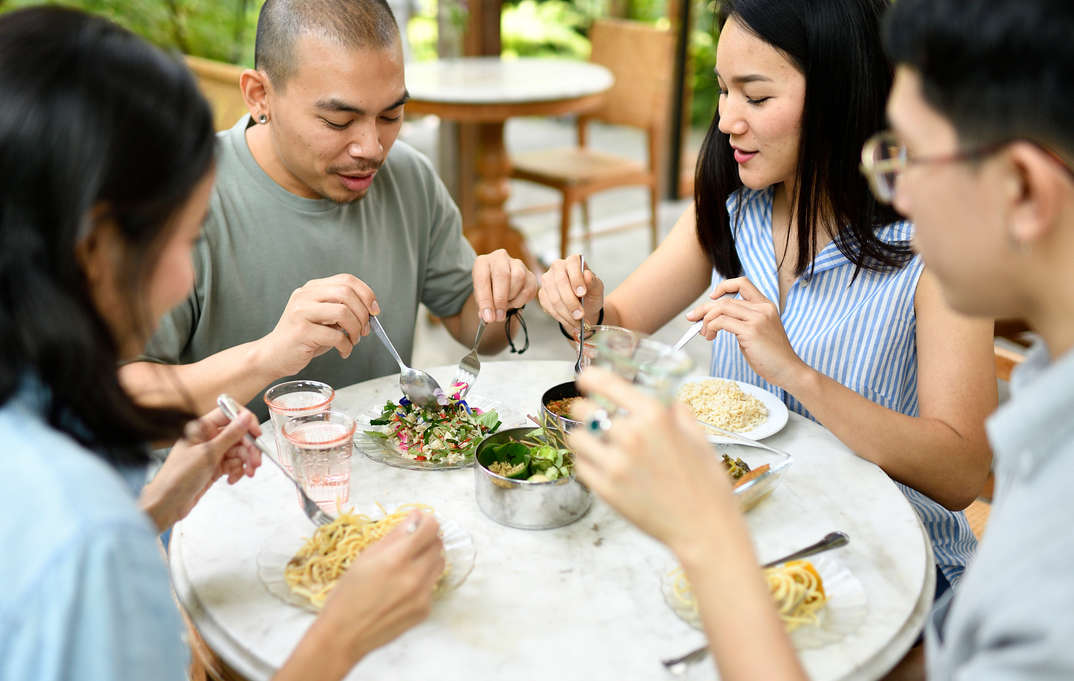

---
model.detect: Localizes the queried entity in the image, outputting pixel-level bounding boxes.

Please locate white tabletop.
[171,360,932,681]
[405,56,614,104]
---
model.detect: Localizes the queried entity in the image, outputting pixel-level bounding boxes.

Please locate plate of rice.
[677,378,789,442]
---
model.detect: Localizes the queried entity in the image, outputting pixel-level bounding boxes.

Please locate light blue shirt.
[925,340,1074,679]
[709,187,976,587]
[0,383,187,681]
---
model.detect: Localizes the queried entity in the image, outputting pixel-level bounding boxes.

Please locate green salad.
[365,388,501,465]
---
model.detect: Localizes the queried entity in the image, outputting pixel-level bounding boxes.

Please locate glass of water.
[263,380,334,473]
[282,410,355,514]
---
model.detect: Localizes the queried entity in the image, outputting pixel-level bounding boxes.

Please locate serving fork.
[574,255,587,373]
[216,394,334,527]
[452,320,485,399]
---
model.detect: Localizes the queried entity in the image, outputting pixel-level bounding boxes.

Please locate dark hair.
[884,0,1074,159]
[0,7,214,464]
[255,0,400,89]
[696,0,909,280]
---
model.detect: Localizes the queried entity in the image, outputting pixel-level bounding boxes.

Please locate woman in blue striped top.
[538,0,996,594]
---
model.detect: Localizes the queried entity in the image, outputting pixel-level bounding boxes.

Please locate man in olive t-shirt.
[121,0,536,420]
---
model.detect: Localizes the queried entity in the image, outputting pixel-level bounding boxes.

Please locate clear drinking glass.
[263,380,334,473]
[282,410,355,514]
[576,325,643,371]
[589,333,694,404]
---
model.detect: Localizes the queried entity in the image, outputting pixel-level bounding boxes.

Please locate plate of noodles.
[677,378,789,443]
[355,390,527,470]
[661,554,866,649]
[257,503,476,612]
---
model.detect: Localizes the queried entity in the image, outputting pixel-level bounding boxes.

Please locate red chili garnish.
[415,455,427,461]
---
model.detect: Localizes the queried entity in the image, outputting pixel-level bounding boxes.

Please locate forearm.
[274,618,362,681]
[120,341,281,415]
[674,503,807,681]
[137,476,175,533]
[784,367,991,509]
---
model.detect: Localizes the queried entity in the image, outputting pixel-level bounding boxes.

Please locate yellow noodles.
[678,379,768,432]
[284,503,432,608]
[669,560,827,632]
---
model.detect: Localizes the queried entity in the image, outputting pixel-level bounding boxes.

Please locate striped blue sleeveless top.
[709,187,976,587]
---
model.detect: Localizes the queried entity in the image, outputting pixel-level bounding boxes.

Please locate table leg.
[469,121,534,265]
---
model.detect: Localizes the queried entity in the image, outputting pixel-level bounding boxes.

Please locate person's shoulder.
[0,400,155,595]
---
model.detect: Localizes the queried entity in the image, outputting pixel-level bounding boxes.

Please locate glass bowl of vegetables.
[474,424,591,530]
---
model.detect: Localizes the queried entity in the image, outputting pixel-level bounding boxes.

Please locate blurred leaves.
[3,0,718,127]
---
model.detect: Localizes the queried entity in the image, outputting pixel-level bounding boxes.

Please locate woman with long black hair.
[538,0,995,596]
[0,8,443,680]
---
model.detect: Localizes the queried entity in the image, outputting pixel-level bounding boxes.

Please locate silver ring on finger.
[586,408,612,439]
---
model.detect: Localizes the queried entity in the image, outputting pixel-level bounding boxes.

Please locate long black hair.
[695,0,910,280]
[0,7,215,464]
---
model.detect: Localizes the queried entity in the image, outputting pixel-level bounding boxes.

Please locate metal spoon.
[368,315,443,409]
[661,531,850,674]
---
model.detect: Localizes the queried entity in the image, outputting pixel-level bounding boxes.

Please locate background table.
[171,361,932,681]
[404,57,614,262]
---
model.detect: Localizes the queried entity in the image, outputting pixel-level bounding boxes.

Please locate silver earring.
[258,114,268,124]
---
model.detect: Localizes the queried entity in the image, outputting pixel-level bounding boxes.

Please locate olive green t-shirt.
[142,116,475,419]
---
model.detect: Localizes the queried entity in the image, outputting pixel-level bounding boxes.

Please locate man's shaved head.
[254,0,399,89]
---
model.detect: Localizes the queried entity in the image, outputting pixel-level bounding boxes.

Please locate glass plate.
[257,503,476,613]
[661,553,867,649]
[715,442,793,511]
[679,378,790,442]
[355,394,528,470]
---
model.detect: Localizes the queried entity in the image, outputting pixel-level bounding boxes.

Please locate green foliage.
[1,0,260,65]
[501,0,589,59]
[689,0,718,129]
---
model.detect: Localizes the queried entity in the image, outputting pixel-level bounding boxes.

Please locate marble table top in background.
[405,57,614,105]
[171,360,931,681]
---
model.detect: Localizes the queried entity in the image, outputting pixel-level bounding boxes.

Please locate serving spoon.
[661,531,850,675]
[369,314,443,409]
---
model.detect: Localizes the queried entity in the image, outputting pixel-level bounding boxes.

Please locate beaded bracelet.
[557,306,604,341]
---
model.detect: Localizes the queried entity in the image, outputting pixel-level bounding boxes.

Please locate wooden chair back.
[185,55,249,132]
[585,19,675,135]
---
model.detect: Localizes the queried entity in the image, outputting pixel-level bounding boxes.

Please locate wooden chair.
[184,55,249,132]
[509,19,675,260]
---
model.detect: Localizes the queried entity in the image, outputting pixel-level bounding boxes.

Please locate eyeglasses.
[860,130,1074,204]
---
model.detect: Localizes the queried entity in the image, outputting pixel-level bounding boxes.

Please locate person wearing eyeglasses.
[539,0,995,599]
[567,0,1074,678]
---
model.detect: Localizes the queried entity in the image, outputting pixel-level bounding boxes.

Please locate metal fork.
[661,531,850,674]
[574,255,587,373]
[216,394,334,527]
[453,320,485,399]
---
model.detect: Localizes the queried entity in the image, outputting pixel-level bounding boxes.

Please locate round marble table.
[170,360,933,681]
[403,57,614,262]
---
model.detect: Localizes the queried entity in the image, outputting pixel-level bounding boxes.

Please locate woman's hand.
[311,511,446,668]
[537,254,605,332]
[139,407,262,532]
[568,368,738,556]
[686,277,810,388]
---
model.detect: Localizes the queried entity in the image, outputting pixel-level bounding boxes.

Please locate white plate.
[257,503,476,613]
[661,553,867,650]
[679,377,789,442]
[355,394,527,470]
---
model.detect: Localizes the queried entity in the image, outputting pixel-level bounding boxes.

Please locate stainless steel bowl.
[540,380,583,432]
[474,427,592,530]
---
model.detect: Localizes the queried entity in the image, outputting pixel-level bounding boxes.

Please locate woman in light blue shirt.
[538,0,995,593]
[0,8,445,681]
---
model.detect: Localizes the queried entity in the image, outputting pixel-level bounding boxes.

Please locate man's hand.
[472,249,537,323]
[257,274,381,378]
